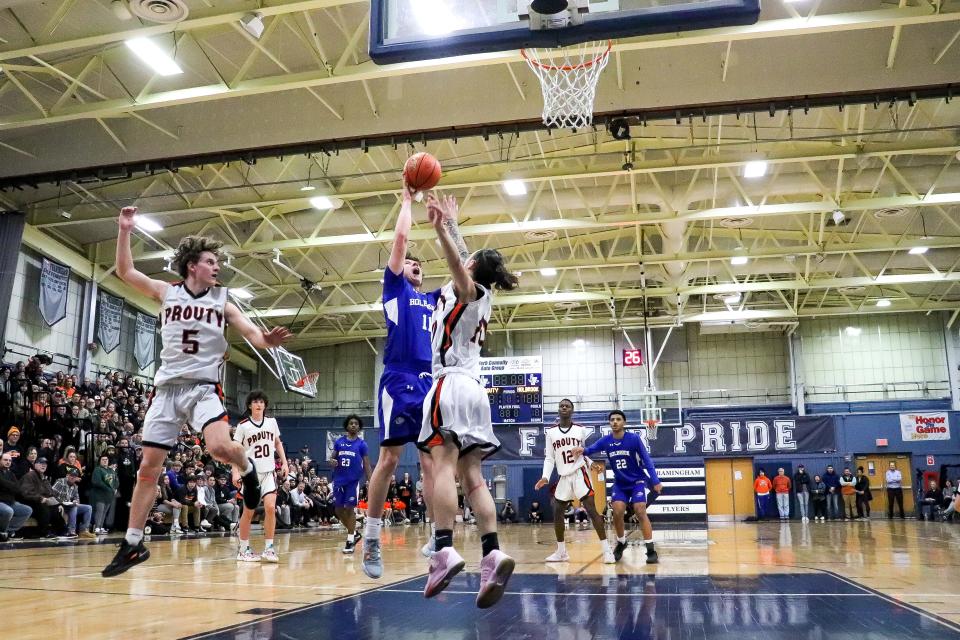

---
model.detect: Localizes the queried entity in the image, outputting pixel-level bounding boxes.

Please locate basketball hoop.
[644,419,660,441]
[521,40,611,130]
[293,372,319,396]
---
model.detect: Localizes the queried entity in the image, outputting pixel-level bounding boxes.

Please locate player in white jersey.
[103,206,291,578]
[535,399,612,563]
[233,390,289,563]
[415,194,519,609]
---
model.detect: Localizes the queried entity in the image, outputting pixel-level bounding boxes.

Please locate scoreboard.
[480,356,543,424]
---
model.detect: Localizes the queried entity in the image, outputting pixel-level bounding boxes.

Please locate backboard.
[369,0,761,65]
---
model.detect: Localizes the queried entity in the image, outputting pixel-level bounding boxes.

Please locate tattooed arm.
[428,193,470,264]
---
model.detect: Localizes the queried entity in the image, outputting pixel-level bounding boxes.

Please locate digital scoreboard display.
[480,356,543,424]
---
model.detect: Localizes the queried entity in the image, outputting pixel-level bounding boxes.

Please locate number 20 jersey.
[155,282,228,387]
[233,416,280,473]
[430,281,491,378]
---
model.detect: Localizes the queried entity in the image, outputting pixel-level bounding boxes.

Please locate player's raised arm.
[387,177,415,276]
[426,192,470,264]
[224,303,292,350]
[428,194,477,303]
[116,206,169,302]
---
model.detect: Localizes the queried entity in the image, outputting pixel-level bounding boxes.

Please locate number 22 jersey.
[233,416,280,474]
[584,431,660,487]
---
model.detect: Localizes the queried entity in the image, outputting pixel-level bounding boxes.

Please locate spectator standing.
[855,467,872,520]
[839,468,856,520]
[772,468,792,520]
[822,465,841,520]
[793,464,811,522]
[811,475,827,522]
[0,452,31,541]
[18,457,60,537]
[885,461,905,519]
[90,454,119,534]
[51,469,94,539]
[754,470,773,519]
[398,472,414,521]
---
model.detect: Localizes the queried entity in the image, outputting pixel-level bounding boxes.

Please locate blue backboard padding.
[370,0,762,65]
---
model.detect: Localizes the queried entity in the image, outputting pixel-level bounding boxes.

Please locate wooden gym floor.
[2,520,959,639]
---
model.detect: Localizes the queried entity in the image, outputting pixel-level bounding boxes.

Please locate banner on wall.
[490,415,836,461]
[899,412,950,441]
[38,258,70,326]
[134,312,157,370]
[97,291,124,354]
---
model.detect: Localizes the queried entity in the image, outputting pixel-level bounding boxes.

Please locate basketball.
[403,152,442,192]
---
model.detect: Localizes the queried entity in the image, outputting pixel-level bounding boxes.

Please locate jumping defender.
[233,390,289,563]
[102,206,290,577]
[330,414,372,554]
[577,409,662,565]
[535,398,612,564]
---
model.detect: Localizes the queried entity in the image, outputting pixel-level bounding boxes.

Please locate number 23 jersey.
[234,416,280,473]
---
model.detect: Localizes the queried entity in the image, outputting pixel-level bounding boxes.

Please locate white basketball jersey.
[543,424,590,479]
[155,283,228,387]
[429,281,491,378]
[234,416,280,473]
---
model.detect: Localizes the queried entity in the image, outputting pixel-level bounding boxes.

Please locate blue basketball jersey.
[331,436,368,484]
[584,431,660,487]
[382,267,439,373]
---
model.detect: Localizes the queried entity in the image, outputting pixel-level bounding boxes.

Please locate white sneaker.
[545,549,569,562]
[171,525,183,535]
[237,547,260,562]
[261,547,279,563]
[200,519,212,529]
[603,550,616,564]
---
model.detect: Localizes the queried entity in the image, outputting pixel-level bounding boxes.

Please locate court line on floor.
[377,589,917,597]
[180,573,428,640]
[0,584,311,605]
[61,575,395,590]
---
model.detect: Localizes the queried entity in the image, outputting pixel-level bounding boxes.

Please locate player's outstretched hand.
[118,206,138,232]
[534,478,548,490]
[262,326,293,347]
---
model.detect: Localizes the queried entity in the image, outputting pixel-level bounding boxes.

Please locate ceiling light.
[831,209,846,225]
[300,185,316,192]
[844,326,862,337]
[240,12,265,39]
[909,246,929,255]
[125,37,183,76]
[135,216,163,232]
[231,288,253,300]
[503,179,527,196]
[876,298,891,307]
[730,255,749,266]
[310,196,334,209]
[722,292,742,304]
[540,267,557,277]
[743,160,768,178]
[572,339,586,348]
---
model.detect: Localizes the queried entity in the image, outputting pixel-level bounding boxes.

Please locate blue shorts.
[611,481,648,505]
[378,369,432,446]
[333,480,360,509]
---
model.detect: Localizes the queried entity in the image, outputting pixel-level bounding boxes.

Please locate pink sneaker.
[476,549,515,609]
[423,547,465,599]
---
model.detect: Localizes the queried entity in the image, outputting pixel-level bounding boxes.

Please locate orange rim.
[521,40,612,72]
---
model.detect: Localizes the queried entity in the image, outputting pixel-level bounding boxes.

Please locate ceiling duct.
[127,0,189,24]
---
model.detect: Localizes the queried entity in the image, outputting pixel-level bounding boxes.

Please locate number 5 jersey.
[156,282,228,387]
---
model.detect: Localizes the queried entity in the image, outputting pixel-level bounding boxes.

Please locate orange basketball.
[403,152,442,192]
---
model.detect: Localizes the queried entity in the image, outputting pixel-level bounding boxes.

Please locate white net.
[521,40,611,130]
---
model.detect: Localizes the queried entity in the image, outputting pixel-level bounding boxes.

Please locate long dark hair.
[470,249,518,291]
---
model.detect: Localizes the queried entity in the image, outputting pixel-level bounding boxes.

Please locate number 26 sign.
[622,349,643,367]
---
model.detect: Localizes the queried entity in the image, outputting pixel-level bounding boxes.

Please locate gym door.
[705,458,755,521]
[854,453,915,515]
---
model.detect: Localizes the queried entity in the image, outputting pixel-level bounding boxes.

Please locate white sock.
[557,541,566,553]
[617,535,626,543]
[347,534,354,544]
[125,528,144,545]
[265,539,273,548]
[243,459,253,474]
[430,522,436,538]
[364,518,382,540]
[239,538,249,550]
[601,539,610,552]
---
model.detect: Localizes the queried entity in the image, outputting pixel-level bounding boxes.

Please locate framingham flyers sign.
[900,412,950,441]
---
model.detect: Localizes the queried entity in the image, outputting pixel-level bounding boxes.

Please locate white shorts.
[237,471,277,505]
[417,372,500,458]
[554,466,595,502]
[142,383,227,450]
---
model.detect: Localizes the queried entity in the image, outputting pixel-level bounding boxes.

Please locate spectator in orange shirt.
[754,470,773,520]
[772,468,792,520]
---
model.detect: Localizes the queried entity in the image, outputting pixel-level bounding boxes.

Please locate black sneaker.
[646,548,659,565]
[240,458,261,510]
[102,540,151,577]
[353,531,362,545]
[342,540,356,555]
[0,532,8,542]
[613,540,628,562]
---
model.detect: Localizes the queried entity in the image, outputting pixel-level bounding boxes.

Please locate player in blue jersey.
[330,414,372,554]
[577,409,663,564]
[363,177,471,578]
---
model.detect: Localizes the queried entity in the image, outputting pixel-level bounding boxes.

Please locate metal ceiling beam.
[2,7,957,131]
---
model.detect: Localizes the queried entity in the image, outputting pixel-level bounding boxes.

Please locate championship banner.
[900,412,950,441]
[38,258,70,326]
[491,415,836,461]
[97,291,124,354]
[134,312,157,370]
